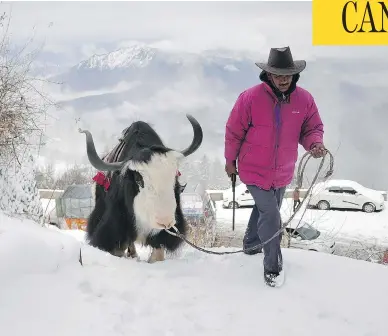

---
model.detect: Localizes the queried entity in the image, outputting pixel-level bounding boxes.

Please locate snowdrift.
[0,213,81,279]
[1,212,388,336]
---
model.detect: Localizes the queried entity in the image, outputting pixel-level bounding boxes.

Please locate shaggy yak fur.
[80,114,203,263]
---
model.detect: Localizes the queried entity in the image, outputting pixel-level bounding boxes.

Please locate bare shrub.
[0,11,57,165]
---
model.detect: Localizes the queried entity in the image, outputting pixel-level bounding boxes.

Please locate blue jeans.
[243,185,286,273]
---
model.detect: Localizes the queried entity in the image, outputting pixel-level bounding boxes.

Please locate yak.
[79,114,203,263]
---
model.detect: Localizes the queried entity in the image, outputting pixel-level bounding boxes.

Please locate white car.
[284,218,336,254]
[222,184,255,208]
[308,180,385,213]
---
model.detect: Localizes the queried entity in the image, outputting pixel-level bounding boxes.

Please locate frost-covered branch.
[0,11,58,165]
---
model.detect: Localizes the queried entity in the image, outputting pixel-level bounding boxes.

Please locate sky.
[5,1,387,61]
[2,1,387,190]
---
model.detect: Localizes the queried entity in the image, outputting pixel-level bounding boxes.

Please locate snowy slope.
[0,212,81,278]
[1,212,388,336]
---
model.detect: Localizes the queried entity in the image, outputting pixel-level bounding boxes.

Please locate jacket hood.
[259,70,300,102]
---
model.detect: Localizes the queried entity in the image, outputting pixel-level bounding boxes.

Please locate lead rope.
[164,150,334,255]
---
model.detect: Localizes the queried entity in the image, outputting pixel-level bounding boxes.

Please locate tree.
[0,16,57,163]
[208,157,230,190]
[179,158,199,192]
[196,154,211,190]
[0,11,57,222]
[54,163,96,189]
[35,163,56,189]
[0,151,43,221]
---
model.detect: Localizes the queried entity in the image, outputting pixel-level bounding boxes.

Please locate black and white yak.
[79,114,203,263]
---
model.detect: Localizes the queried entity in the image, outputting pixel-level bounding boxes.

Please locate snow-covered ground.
[1,210,388,336]
[216,198,388,246]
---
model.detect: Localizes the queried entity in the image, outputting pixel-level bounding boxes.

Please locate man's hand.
[310,143,326,158]
[225,161,238,177]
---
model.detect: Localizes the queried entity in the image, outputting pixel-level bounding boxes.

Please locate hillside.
[0,215,387,335]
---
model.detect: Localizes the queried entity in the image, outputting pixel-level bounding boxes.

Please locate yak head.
[79,114,203,231]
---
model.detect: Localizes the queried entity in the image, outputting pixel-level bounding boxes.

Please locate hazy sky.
[5,1,387,61]
[3,1,387,189]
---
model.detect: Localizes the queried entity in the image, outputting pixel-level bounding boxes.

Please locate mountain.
[41,44,388,190]
[42,46,261,170]
[50,45,259,103]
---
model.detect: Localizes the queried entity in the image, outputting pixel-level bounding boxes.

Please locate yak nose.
[156,216,174,229]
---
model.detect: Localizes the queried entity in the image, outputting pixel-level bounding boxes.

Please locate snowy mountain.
[76,45,157,70]
[40,44,388,191]
[50,44,259,94]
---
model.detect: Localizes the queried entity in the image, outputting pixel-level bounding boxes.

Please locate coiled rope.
[164,150,334,255]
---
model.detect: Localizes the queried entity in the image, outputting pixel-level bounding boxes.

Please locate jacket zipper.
[273,99,282,188]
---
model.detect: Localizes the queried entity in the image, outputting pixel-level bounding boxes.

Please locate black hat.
[255,46,306,76]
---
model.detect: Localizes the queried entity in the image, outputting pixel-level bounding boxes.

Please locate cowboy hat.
[255,46,306,76]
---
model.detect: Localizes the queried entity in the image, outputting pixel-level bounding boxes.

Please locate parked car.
[285,218,336,254]
[309,179,385,213]
[181,191,217,247]
[181,192,217,224]
[222,184,254,208]
[181,193,204,218]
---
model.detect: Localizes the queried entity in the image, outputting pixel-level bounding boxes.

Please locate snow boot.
[243,246,262,255]
[264,269,284,287]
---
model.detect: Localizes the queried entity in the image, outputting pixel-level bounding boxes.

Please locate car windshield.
[296,223,320,240]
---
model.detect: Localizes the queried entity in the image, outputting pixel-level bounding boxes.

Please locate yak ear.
[120,162,144,189]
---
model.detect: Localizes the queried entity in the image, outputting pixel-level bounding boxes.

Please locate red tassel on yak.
[92,171,111,191]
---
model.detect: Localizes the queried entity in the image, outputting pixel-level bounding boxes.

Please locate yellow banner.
[312,0,388,45]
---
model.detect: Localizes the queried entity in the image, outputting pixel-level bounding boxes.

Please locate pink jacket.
[224,82,324,190]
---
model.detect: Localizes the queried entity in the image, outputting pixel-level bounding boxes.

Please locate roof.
[61,184,93,199]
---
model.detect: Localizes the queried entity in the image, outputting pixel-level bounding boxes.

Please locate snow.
[1,211,388,336]
[1,150,388,335]
[0,212,81,279]
[77,45,156,70]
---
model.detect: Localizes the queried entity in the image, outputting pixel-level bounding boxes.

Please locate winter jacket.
[224,75,324,190]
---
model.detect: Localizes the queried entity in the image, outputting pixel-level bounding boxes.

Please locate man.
[224,46,325,287]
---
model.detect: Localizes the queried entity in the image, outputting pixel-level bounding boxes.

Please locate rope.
[164,149,334,255]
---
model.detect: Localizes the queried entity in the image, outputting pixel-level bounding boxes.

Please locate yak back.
[103,120,171,165]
